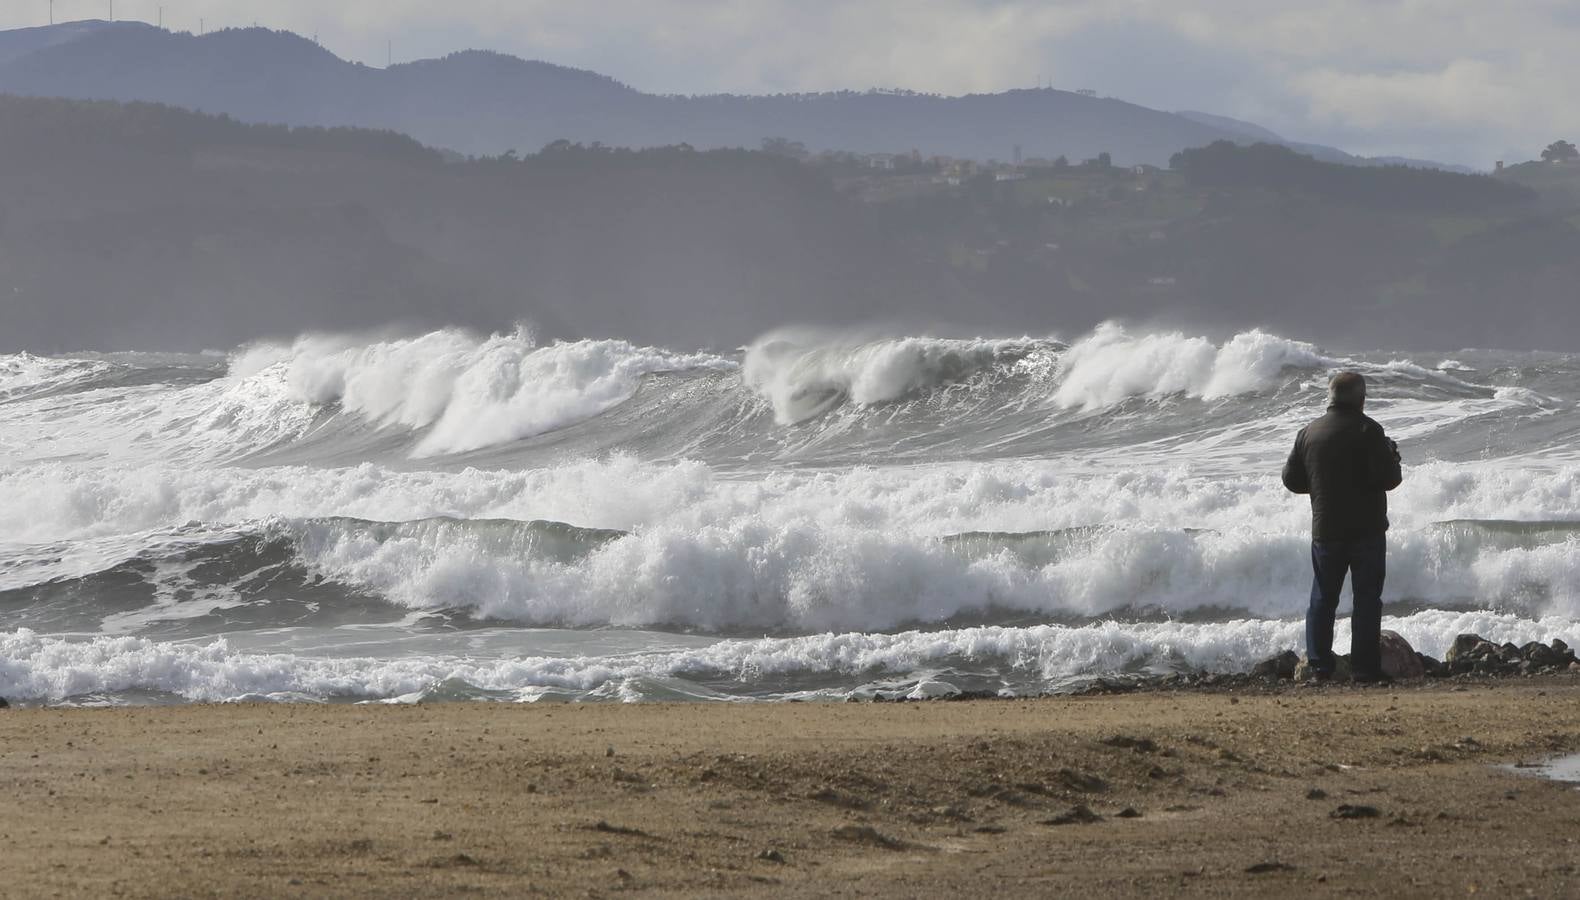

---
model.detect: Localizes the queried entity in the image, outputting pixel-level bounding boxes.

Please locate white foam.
[4,610,1575,703]
[0,353,115,400]
[742,332,1054,424]
[1492,386,1557,409]
[236,328,734,455]
[0,356,317,466]
[7,458,1580,631]
[1050,324,1333,411]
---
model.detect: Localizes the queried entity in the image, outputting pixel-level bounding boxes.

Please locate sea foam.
[4,610,1576,704]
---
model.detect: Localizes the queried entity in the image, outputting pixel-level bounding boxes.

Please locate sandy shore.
[3,678,1579,898]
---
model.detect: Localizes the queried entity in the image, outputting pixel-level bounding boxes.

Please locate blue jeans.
[1306,535,1386,676]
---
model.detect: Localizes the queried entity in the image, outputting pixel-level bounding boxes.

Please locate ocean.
[3,323,1579,705]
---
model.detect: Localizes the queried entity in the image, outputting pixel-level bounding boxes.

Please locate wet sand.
[3,678,1579,898]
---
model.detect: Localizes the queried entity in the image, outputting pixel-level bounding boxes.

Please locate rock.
[831,825,908,850]
[1570,661,1580,673]
[1417,652,1448,678]
[757,848,786,864]
[1041,805,1103,826]
[1294,655,1353,682]
[590,821,650,837]
[1251,650,1300,680]
[1245,861,1296,874]
[1305,788,1328,800]
[0,697,8,709]
[1115,807,1142,819]
[1446,634,1493,663]
[1330,804,1380,819]
[1379,631,1425,680]
[1521,641,1560,669]
[1058,769,1108,792]
[1554,638,1569,655]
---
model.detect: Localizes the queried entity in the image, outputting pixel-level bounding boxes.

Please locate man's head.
[1328,371,1366,409]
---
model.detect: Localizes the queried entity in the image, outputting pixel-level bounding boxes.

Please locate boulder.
[1379,631,1426,680]
[1521,641,1563,670]
[1294,654,1353,682]
[1251,650,1300,680]
[1446,634,1494,663]
[1417,652,1448,678]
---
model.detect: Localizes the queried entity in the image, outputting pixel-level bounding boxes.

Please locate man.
[1282,371,1403,682]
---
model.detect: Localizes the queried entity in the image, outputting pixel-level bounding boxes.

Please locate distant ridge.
[1176,110,1472,173]
[0,21,1348,166]
[0,19,138,64]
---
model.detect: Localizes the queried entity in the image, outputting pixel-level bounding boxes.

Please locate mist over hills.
[2,92,1572,354]
[0,95,972,352]
[0,20,1452,169]
[1174,111,1475,174]
[1,22,1573,353]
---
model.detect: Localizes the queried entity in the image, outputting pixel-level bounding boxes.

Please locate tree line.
[1170,141,1534,213]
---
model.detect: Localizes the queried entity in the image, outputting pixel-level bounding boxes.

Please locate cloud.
[3,0,1577,164]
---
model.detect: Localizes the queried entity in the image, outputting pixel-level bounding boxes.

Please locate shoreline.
[3,676,1578,897]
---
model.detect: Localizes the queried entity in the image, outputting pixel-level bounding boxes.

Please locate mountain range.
[0,20,1464,170]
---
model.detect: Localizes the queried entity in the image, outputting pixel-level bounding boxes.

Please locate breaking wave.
[4,323,1580,705]
[231,328,734,456]
[1,323,1549,469]
[7,460,1580,638]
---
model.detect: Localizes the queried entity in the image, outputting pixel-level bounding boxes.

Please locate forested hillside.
[1,96,1575,352]
[0,96,960,351]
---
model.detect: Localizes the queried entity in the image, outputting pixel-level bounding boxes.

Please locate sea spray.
[4,324,1580,704]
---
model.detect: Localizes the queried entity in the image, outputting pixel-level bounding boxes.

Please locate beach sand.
[3,679,1579,897]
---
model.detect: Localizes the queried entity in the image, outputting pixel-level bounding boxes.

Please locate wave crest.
[742,332,1055,424]
[1051,324,1333,410]
[233,328,734,455]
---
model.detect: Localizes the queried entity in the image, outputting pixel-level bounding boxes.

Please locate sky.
[6,0,1577,166]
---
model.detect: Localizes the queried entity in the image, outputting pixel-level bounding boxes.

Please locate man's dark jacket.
[1282,403,1403,542]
